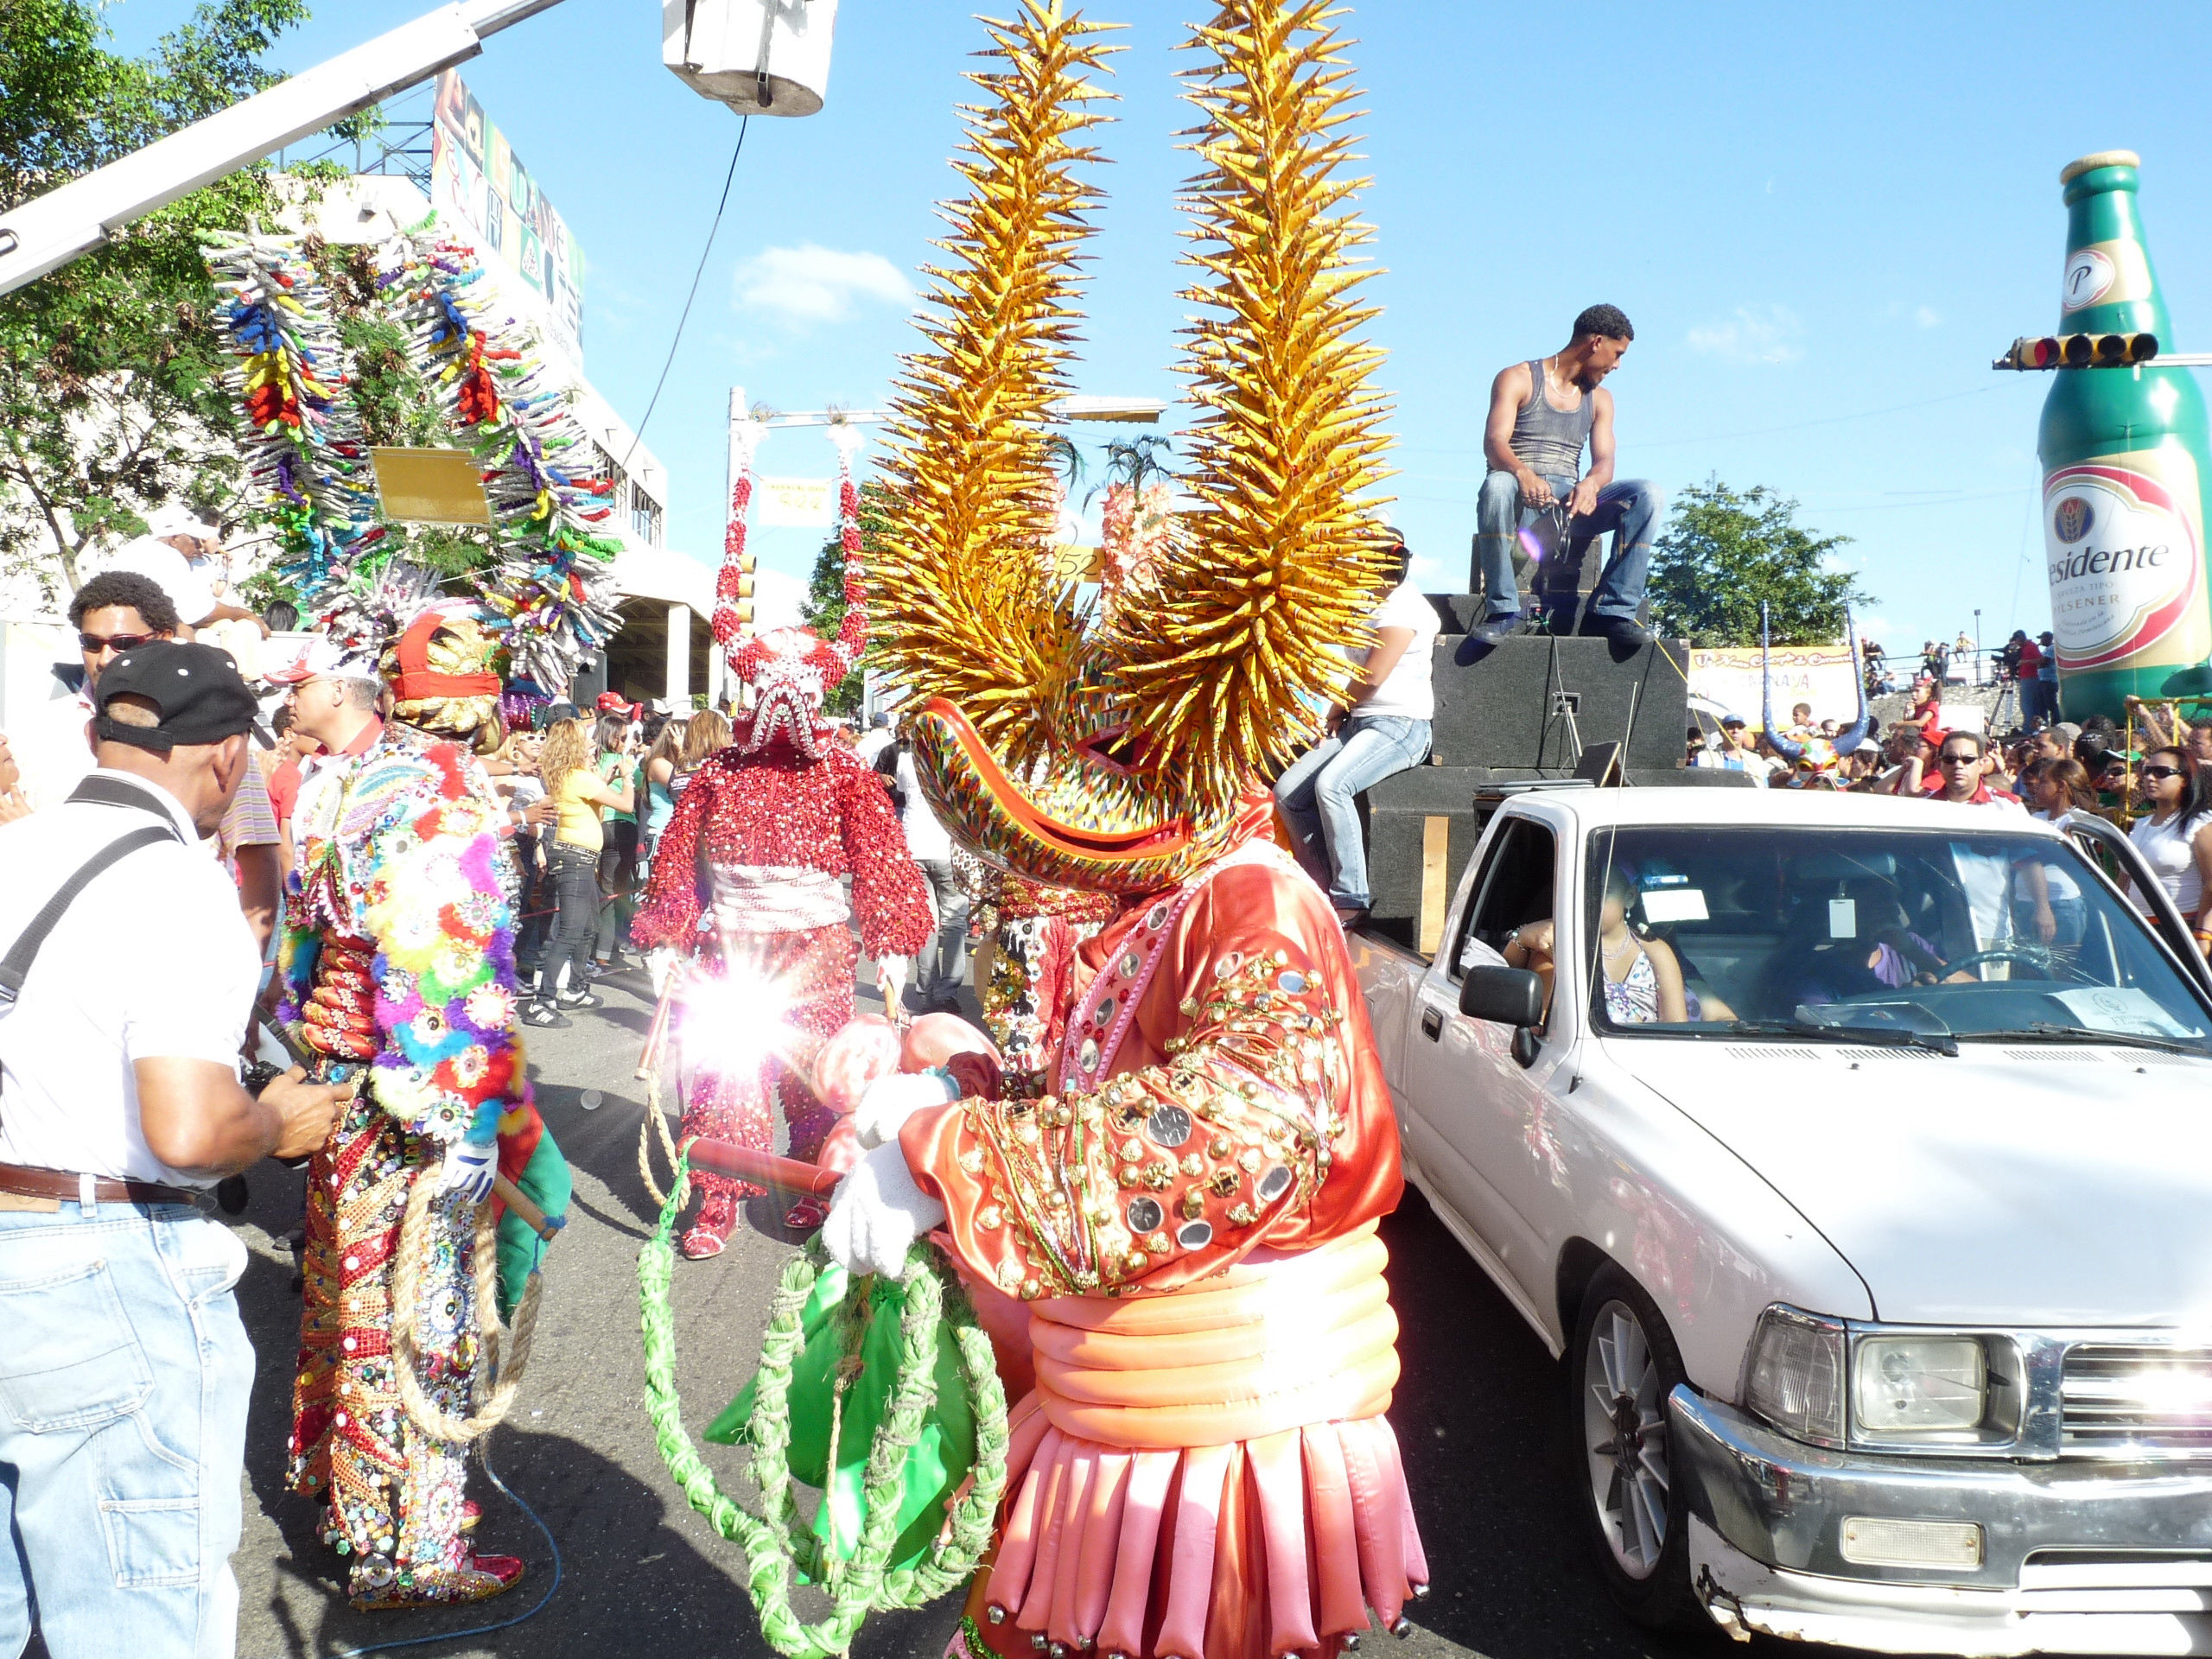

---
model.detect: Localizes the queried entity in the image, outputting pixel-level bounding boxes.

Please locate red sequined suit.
[632,734,931,1196]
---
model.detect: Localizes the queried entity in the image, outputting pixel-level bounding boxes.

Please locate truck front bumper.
[1670,1386,2212,1656]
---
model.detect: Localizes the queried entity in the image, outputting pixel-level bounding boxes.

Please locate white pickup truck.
[1348,783,2212,1657]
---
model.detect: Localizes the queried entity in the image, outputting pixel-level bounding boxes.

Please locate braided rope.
[637,1153,1011,1659]
[390,1168,543,1443]
[636,1052,685,1209]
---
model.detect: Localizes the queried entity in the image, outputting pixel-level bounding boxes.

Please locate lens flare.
[675,962,801,1079]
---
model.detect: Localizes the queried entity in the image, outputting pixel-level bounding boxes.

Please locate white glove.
[438,1138,498,1203]
[821,1140,946,1279]
[876,955,912,1016]
[853,1068,958,1151]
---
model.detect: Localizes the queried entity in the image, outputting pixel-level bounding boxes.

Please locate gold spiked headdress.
[876,0,1395,894]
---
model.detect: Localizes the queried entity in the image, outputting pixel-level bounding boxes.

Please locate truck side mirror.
[1459,966,1545,1029]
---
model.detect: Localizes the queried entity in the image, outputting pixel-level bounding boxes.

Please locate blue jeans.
[1473,470,1664,623]
[0,1200,252,1658]
[1274,715,1433,908]
[915,857,971,1004]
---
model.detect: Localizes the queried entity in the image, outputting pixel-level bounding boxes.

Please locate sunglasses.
[2140,765,2186,781]
[79,631,160,653]
[1939,753,1980,765]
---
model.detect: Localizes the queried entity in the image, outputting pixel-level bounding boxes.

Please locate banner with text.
[430,71,585,369]
[753,477,839,529]
[1688,644,1859,729]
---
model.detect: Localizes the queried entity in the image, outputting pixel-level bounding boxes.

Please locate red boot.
[683,1186,739,1259]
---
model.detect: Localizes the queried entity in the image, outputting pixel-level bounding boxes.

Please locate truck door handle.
[1421,1007,1443,1041]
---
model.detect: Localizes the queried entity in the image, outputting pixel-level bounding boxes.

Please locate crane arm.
[0,0,569,297]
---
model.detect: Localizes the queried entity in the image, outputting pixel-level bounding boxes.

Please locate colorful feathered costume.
[830,4,1430,1655]
[631,569,932,1256]
[279,606,569,1609]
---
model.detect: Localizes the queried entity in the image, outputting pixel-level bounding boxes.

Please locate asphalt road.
[166,963,1861,1659]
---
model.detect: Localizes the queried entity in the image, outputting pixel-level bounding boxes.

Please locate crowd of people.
[1686,678,2212,945]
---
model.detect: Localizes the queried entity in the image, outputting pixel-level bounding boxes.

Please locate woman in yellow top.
[531,718,633,1023]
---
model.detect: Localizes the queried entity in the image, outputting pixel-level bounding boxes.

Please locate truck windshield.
[1581,825,2212,1049]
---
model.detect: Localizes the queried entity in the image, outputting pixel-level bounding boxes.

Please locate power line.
[620,118,747,474]
[1395,382,2008,459]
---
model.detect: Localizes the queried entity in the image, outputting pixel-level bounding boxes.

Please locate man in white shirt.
[854,709,896,766]
[101,507,270,643]
[1274,533,1440,921]
[0,641,340,1659]
[1693,714,1772,786]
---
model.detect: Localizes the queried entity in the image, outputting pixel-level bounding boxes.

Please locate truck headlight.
[1853,1337,1986,1434]
[1745,1305,1846,1446]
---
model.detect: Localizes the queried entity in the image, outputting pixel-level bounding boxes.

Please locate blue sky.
[106,0,2212,656]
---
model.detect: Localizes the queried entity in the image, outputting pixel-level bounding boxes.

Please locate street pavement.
[194,963,1860,1659]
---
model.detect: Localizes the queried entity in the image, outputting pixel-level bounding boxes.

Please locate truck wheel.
[1566,1264,1703,1631]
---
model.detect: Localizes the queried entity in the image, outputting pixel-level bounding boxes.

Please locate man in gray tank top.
[1469,304,1664,648]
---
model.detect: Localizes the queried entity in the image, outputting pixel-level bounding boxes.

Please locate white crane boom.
[0,0,569,296]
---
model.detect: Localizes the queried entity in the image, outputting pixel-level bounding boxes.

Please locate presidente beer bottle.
[2040,149,2212,718]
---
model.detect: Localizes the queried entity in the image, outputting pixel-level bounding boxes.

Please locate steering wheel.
[1942,944,2064,980]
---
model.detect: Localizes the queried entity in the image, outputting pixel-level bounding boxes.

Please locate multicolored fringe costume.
[632,438,931,1254]
[202,231,383,601]
[380,232,625,689]
[201,223,621,698]
[278,721,567,1608]
[855,3,1425,1654]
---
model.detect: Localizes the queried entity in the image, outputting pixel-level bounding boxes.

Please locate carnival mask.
[868,2,1395,897]
[732,626,852,761]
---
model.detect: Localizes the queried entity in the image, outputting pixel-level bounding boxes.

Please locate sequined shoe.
[783,1195,830,1232]
[349,1553,524,1610]
[682,1189,738,1259]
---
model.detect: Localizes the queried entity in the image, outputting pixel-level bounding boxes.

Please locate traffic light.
[1994,332,2158,370]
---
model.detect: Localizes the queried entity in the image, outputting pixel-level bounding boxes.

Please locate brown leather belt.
[0,1161,198,1207]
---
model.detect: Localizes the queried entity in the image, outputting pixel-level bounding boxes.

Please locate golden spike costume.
[831,5,1425,1656]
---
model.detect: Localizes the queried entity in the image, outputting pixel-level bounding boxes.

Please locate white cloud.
[734,244,912,326]
[1688,304,1803,365]
[1913,304,1942,329]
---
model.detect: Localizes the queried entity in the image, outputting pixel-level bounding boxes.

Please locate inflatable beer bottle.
[2041,150,2212,718]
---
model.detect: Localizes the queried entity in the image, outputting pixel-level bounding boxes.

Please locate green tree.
[0,0,331,598]
[801,482,893,716]
[1648,480,1872,647]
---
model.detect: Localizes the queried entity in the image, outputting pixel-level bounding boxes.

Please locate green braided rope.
[638,1154,1010,1659]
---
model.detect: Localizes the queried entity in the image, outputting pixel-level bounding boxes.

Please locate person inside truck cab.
[1502,870,1690,1026]
[1768,875,1950,1014]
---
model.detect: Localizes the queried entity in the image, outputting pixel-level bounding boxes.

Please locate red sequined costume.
[632,626,931,1255]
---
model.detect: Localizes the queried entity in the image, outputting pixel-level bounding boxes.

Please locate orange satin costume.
[903,836,1428,1659]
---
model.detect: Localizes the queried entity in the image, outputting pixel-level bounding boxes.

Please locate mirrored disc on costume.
[1147,1104,1193,1147]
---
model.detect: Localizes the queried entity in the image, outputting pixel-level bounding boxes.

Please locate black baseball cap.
[93,640,262,753]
